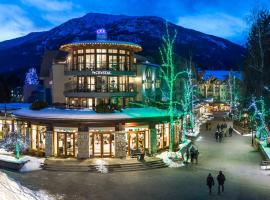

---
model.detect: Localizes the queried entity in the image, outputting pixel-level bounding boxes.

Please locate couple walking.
[206,171,226,195]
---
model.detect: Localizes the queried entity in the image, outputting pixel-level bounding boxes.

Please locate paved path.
[2,118,270,200]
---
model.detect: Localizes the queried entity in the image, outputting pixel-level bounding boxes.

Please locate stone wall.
[77,132,90,159]
[45,131,53,157]
[149,128,157,155]
[115,132,126,158]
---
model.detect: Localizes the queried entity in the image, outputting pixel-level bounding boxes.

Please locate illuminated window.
[119,56,125,71]
[145,67,152,89]
[86,49,95,53]
[109,77,118,92]
[78,49,83,54]
[119,76,127,92]
[108,49,118,53]
[97,49,107,53]
[109,55,118,70]
[87,77,95,91]
[78,55,84,70]
[86,54,95,69]
[119,50,125,54]
[97,54,107,69]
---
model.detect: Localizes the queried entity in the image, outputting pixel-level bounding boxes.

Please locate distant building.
[197,70,242,112]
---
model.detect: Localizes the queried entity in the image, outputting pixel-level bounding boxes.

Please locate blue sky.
[0,0,270,44]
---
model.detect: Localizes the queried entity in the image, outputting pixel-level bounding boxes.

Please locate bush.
[30,101,48,110]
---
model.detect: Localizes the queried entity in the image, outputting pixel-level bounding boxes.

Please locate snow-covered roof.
[10,105,169,121]
[201,70,242,81]
[60,40,142,52]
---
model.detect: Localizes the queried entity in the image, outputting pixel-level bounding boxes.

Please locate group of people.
[206,171,226,195]
[185,145,199,164]
[214,123,234,142]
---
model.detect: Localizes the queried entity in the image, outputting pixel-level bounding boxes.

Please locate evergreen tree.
[24,68,39,86]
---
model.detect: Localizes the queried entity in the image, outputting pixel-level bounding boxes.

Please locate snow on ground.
[95,159,108,173]
[20,156,45,172]
[0,171,56,200]
[156,151,185,168]
[157,140,191,168]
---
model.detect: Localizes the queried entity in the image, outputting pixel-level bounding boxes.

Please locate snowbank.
[0,171,55,200]
[157,140,191,168]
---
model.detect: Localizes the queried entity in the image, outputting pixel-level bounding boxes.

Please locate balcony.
[64,62,136,76]
[64,82,137,98]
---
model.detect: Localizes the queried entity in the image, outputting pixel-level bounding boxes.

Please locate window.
[73,50,77,54]
[86,54,95,69]
[145,67,152,89]
[78,49,83,54]
[109,55,118,70]
[78,77,85,91]
[97,54,107,69]
[86,49,95,53]
[108,49,118,53]
[87,77,95,91]
[78,55,84,70]
[73,56,77,70]
[97,49,107,53]
[119,50,125,54]
[119,76,127,92]
[126,56,130,70]
[119,56,125,71]
[109,77,118,92]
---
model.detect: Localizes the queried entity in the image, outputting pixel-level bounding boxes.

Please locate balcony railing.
[64,82,137,93]
[65,62,135,72]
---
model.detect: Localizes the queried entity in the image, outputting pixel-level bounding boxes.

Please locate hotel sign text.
[91,71,112,75]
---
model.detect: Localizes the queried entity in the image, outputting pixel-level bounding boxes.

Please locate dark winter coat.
[207,176,215,187]
[217,173,226,185]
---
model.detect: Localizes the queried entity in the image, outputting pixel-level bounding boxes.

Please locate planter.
[0,159,28,171]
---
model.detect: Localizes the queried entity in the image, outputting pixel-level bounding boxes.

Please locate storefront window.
[97,54,107,69]
[78,55,84,70]
[109,76,118,92]
[156,123,169,149]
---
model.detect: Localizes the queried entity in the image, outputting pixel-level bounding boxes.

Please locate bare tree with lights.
[159,24,187,151]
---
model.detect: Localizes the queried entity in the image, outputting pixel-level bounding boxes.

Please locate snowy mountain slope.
[0,13,245,73]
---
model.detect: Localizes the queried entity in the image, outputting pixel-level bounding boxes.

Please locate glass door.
[57,132,75,157]
[66,133,75,156]
[128,131,145,155]
[92,132,113,157]
[57,133,65,157]
[94,133,102,157]
[103,133,111,156]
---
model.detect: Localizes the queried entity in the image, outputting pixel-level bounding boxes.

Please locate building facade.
[0,29,182,159]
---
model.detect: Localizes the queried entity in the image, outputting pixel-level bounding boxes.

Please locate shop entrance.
[128,131,145,155]
[92,132,114,157]
[57,132,75,157]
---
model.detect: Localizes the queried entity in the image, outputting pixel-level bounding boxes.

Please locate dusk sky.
[1,0,270,44]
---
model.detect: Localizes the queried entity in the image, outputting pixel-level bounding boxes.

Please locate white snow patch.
[156,151,185,168]
[20,156,45,172]
[95,159,108,173]
[0,171,56,200]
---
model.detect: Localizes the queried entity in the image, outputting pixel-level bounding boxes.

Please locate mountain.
[0,13,245,75]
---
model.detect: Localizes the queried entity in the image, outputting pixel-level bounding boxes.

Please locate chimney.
[96,28,107,40]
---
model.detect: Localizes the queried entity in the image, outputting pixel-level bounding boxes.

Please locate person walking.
[215,130,219,142]
[218,131,223,143]
[194,149,199,164]
[229,126,233,137]
[186,148,190,164]
[206,173,215,195]
[217,171,226,194]
[217,123,220,132]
